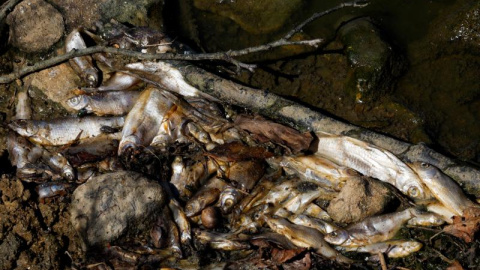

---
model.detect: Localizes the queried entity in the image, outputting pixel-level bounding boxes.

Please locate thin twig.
[0,0,22,23]
[0,0,368,84]
[378,252,388,270]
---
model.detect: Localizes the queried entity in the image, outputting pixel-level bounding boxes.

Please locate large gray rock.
[6,0,64,52]
[70,171,165,247]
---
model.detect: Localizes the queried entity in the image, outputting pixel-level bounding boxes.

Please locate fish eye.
[86,74,97,86]
[330,231,337,237]
[420,162,430,168]
[408,186,420,198]
[68,96,81,106]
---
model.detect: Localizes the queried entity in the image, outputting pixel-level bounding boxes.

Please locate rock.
[339,18,406,103]
[327,176,395,224]
[27,62,81,113]
[6,0,64,53]
[70,171,166,247]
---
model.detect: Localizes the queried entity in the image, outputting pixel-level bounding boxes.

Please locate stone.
[327,176,395,224]
[6,0,64,52]
[70,171,166,247]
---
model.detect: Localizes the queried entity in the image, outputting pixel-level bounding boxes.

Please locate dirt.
[0,175,84,269]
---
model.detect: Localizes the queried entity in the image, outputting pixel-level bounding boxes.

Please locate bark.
[166,61,480,196]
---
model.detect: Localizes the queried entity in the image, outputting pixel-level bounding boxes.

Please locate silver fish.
[275,155,358,191]
[170,157,216,200]
[288,214,339,235]
[169,199,191,244]
[266,216,353,264]
[340,240,423,258]
[119,87,174,155]
[315,132,432,201]
[66,91,141,116]
[194,229,250,250]
[41,150,75,181]
[409,162,477,216]
[407,212,445,227]
[302,203,332,221]
[324,208,417,247]
[82,72,141,92]
[426,202,457,224]
[219,186,244,214]
[65,28,99,87]
[9,116,124,146]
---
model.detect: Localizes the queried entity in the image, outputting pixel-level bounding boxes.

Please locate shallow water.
[165,0,480,162]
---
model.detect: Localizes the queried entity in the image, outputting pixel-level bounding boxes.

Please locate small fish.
[169,199,191,244]
[426,202,457,224]
[170,157,216,200]
[81,72,141,92]
[219,186,244,214]
[409,162,478,216]
[66,91,141,116]
[324,208,417,247]
[288,214,339,235]
[65,28,99,87]
[185,187,222,217]
[315,132,432,201]
[41,150,75,181]
[407,212,445,227]
[266,216,353,264]
[340,240,423,258]
[275,155,358,191]
[9,116,124,146]
[36,182,71,203]
[194,229,250,250]
[119,87,174,156]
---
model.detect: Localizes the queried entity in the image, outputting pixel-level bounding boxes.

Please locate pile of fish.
[6,26,480,268]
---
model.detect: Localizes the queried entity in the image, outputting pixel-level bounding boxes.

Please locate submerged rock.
[327,176,395,224]
[339,18,406,104]
[70,171,166,247]
[6,0,64,52]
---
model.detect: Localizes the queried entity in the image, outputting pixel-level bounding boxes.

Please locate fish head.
[83,68,99,87]
[67,95,89,111]
[9,119,38,137]
[409,162,438,179]
[324,229,349,246]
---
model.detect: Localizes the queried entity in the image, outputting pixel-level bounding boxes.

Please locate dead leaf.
[235,114,313,154]
[443,207,480,243]
[282,252,311,270]
[446,260,464,270]
[207,141,273,161]
[271,248,305,264]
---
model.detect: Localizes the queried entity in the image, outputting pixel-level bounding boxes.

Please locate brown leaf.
[443,207,480,243]
[282,252,312,270]
[446,260,464,270]
[235,114,313,154]
[271,248,305,264]
[207,141,273,161]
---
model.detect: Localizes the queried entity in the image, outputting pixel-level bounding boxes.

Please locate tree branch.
[0,0,368,84]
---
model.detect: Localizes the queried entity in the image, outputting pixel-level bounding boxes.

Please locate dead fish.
[340,240,423,258]
[265,216,353,264]
[81,72,141,92]
[64,133,120,166]
[66,91,141,116]
[274,155,359,191]
[7,131,32,171]
[407,212,445,227]
[124,61,216,101]
[65,28,99,87]
[219,186,244,214]
[324,208,417,247]
[150,105,190,149]
[288,214,339,235]
[282,187,325,214]
[170,156,216,200]
[315,132,432,201]
[9,116,124,146]
[426,202,457,224]
[118,87,174,156]
[302,203,332,221]
[41,150,75,181]
[185,186,222,217]
[194,229,250,250]
[409,162,478,216]
[36,182,71,203]
[169,199,191,244]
